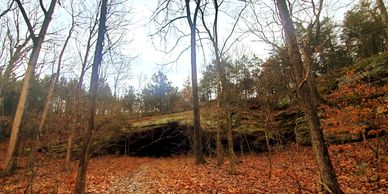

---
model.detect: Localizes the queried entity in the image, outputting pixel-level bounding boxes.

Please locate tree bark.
[2,0,57,176]
[185,0,206,164]
[74,0,108,193]
[275,0,343,193]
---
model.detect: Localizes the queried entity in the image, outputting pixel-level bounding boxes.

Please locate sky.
[126,0,357,93]
[127,0,268,92]
[0,0,359,95]
[128,0,192,91]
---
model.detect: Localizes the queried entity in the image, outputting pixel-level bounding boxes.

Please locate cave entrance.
[99,122,192,157]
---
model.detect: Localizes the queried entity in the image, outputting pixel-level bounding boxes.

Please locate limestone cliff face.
[339,52,388,87]
[45,53,387,158]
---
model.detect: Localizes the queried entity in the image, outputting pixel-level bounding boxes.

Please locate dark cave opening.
[97,122,192,157]
[93,121,272,158]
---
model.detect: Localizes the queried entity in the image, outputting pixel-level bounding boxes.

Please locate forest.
[0,0,387,193]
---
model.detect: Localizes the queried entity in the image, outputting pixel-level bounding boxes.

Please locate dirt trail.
[106,163,151,193]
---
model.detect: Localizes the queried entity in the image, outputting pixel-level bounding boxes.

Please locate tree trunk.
[216,96,223,167]
[185,0,206,164]
[226,108,236,174]
[74,0,108,193]
[264,110,272,178]
[27,16,73,170]
[64,106,79,171]
[275,0,343,193]
[301,42,323,104]
[2,0,57,176]
[264,129,272,178]
[64,127,75,171]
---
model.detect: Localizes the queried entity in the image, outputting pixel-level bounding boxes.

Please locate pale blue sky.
[127,0,358,92]
[0,0,359,95]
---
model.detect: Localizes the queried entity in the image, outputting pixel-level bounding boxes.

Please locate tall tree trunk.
[2,0,57,176]
[275,0,343,193]
[263,106,272,178]
[264,128,272,177]
[226,108,236,174]
[185,0,206,164]
[74,0,107,193]
[216,91,223,167]
[64,126,75,171]
[26,18,74,170]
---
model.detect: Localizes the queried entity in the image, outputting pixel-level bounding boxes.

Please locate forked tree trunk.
[2,0,57,176]
[275,0,343,193]
[74,0,108,193]
[301,42,323,104]
[185,0,206,164]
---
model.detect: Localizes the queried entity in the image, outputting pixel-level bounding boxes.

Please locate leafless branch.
[0,0,16,18]
[39,0,47,15]
[15,0,36,40]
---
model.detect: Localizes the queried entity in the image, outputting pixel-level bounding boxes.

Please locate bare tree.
[111,57,131,97]
[63,0,133,171]
[2,0,57,176]
[199,0,248,173]
[26,1,75,170]
[74,0,108,193]
[64,0,101,171]
[152,0,206,164]
[275,0,342,193]
[185,0,206,164]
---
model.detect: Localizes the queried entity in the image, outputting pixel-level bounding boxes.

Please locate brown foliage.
[321,82,388,137]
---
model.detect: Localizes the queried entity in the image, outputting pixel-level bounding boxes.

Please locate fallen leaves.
[0,138,387,193]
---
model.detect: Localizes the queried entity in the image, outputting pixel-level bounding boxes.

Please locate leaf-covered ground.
[1,138,387,193]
